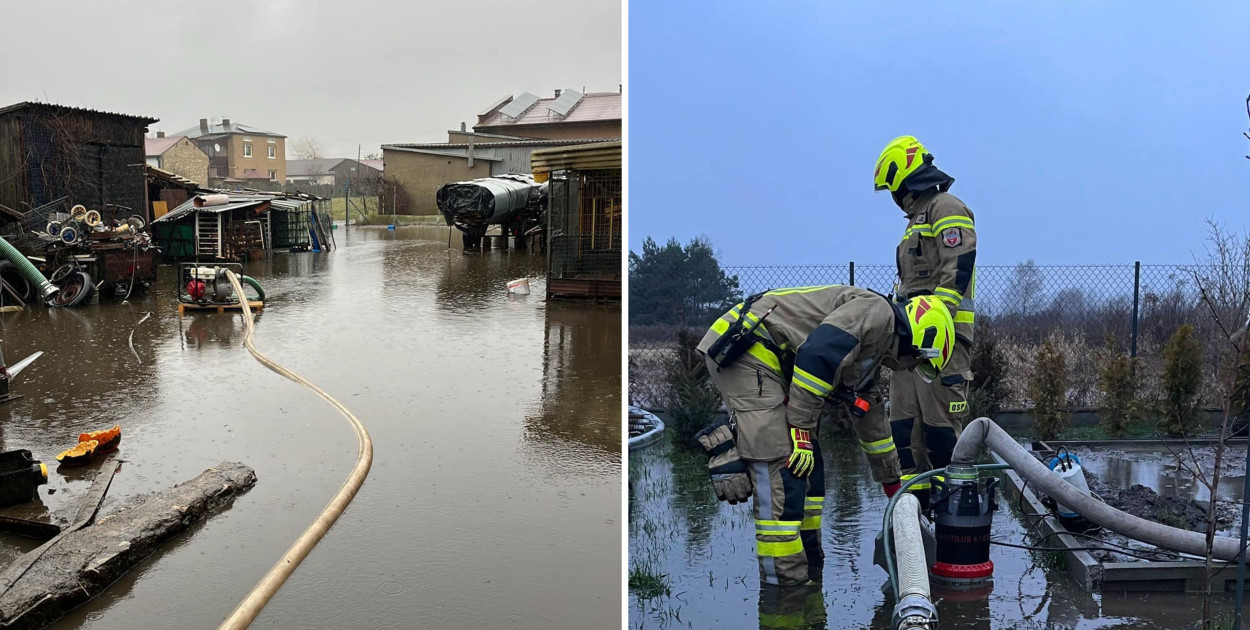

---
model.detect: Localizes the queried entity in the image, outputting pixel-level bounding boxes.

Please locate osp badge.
[942,227,961,247]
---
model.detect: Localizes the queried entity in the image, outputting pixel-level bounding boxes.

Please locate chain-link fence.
[629,262,1239,411]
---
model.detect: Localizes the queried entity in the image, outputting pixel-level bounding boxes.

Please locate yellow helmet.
[874,136,929,192]
[904,295,955,383]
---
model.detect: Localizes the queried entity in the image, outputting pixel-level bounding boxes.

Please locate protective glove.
[883,481,901,498]
[693,419,753,504]
[786,426,815,478]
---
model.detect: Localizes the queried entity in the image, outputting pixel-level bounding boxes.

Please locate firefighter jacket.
[896,190,977,344]
[697,285,904,470]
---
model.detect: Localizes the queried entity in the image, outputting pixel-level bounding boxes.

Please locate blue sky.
[628,1,1250,266]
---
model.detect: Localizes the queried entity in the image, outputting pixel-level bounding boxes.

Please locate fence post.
[849,261,855,286]
[1131,261,1141,358]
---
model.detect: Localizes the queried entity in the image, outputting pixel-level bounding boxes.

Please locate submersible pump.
[930,463,999,588]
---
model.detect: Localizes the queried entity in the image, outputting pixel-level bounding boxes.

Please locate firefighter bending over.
[693,285,956,587]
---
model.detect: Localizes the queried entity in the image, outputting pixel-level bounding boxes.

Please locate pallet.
[178,300,264,317]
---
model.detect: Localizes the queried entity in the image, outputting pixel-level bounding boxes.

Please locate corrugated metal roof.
[477,92,620,129]
[0,101,159,124]
[270,198,314,212]
[154,197,269,224]
[531,141,621,179]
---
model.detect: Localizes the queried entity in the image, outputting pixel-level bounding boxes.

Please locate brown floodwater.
[0,226,620,629]
[629,427,1239,629]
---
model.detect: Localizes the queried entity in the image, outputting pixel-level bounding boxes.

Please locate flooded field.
[629,425,1237,629]
[0,226,620,629]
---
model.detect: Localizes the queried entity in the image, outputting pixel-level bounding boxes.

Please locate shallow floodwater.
[629,428,1235,629]
[0,226,620,629]
[1075,442,1247,505]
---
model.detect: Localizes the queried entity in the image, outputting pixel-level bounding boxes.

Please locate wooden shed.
[0,102,156,221]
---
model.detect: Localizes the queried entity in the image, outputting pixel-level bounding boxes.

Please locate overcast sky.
[631,1,1250,266]
[0,0,621,158]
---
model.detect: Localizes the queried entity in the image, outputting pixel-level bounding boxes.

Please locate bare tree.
[1174,220,1250,630]
[289,137,324,160]
[1006,259,1045,317]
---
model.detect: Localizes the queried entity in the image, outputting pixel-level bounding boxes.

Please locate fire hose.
[217,270,373,629]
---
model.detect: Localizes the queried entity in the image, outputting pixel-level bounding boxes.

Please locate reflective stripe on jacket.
[696,285,900,427]
[896,190,977,343]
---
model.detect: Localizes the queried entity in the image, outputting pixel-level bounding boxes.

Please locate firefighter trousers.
[748,448,825,587]
[888,340,972,504]
[708,359,826,586]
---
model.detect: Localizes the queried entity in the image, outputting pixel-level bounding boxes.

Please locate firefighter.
[693,285,956,587]
[874,135,978,508]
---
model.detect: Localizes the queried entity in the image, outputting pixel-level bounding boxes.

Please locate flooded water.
[0,226,620,629]
[1073,442,1247,505]
[629,427,1235,629]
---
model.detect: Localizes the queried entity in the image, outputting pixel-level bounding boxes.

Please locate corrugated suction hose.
[217,270,373,629]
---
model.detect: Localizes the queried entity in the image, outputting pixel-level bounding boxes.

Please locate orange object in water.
[79,425,121,453]
[56,440,98,467]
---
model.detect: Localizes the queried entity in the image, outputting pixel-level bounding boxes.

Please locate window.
[268,145,276,159]
[268,170,276,180]
[243,143,252,157]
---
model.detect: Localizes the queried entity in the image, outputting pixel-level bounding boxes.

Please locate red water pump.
[186,279,207,301]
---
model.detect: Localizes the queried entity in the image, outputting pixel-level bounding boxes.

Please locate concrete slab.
[0,462,256,629]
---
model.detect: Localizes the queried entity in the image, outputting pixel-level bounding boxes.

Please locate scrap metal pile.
[1,199,158,306]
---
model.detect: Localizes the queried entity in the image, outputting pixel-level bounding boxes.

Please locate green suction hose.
[239,275,265,301]
[0,236,56,299]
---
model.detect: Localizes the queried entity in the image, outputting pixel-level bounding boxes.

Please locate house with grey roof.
[171,118,287,185]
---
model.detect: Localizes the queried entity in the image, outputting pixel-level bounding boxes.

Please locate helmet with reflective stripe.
[874,136,929,192]
[904,295,955,383]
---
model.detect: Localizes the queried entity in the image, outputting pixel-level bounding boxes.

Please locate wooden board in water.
[177,300,264,317]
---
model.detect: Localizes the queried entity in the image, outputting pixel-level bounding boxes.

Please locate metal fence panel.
[629,262,1234,411]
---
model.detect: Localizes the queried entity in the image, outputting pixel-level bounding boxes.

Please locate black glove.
[693,419,753,504]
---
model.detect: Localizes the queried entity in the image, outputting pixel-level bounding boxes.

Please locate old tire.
[0,261,33,302]
[49,271,92,308]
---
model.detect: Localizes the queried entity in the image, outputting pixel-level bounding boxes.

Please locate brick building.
[145,133,209,186]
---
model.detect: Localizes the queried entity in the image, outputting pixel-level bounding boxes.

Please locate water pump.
[1047,450,1094,533]
[930,463,998,588]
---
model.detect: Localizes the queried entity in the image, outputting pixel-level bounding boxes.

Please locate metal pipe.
[1131,261,1141,358]
[216,270,372,629]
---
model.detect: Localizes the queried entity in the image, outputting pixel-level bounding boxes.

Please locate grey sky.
[0,0,621,158]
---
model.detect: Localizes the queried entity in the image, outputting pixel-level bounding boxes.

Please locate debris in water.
[507,278,530,295]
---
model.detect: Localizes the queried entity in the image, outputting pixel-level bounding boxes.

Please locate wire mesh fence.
[629,262,1238,411]
[548,169,623,284]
